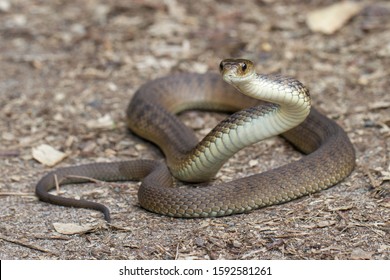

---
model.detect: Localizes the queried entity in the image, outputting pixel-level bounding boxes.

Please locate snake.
[36,59,355,222]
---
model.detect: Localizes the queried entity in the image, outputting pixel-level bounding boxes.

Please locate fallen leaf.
[32,144,67,166]
[53,222,101,235]
[306,1,364,34]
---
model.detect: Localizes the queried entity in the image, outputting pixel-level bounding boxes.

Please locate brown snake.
[36,59,355,222]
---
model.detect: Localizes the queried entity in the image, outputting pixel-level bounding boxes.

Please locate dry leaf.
[53,222,101,235]
[306,1,363,34]
[32,144,67,166]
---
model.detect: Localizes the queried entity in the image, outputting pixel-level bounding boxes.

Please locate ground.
[0,0,389,260]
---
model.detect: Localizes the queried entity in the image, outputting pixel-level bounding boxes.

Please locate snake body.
[36,59,355,222]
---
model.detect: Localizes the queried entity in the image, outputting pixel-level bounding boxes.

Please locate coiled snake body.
[36,59,355,222]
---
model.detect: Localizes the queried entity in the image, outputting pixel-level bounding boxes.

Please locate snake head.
[219,59,256,85]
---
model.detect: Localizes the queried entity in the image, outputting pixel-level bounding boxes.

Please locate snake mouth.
[222,69,256,87]
[220,65,245,83]
[222,72,236,82]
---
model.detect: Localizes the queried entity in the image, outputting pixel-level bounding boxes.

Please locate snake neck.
[170,74,311,183]
[238,74,311,128]
[240,74,310,112]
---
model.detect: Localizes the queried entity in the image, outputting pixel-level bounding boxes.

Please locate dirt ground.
[0,0,389,260]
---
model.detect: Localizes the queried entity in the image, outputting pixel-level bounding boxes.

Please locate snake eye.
[241,63,247,72]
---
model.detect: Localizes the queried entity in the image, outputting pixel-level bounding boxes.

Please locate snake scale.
[36,59,355,222]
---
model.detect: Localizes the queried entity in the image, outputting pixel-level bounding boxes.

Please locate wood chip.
[306,1,363,34]
[85,114,115,129]
[2,131,14,141]
[10,175,21,182]
[249,159,259,167]
[317,220,336,228]
[32,144,67,167]
[350,248,374,260]
[232,240,242,248]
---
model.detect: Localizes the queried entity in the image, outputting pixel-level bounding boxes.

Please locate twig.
[274,232,311,238]
[0,150,20,157]
[0,192,35,196]
[61,175,106,184]
[175,243,180,260]
[32,235,71,241]
[0,234,58,256]
[54,173,60,193]
[54,174,107,194]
